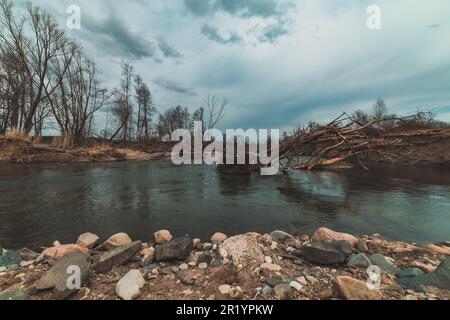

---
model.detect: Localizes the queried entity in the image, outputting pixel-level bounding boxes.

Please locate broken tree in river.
[279,112,450,170]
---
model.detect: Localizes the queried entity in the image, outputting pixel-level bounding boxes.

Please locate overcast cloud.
[22,0,450,131]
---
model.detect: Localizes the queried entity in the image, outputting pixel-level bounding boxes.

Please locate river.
[0,161,449,249]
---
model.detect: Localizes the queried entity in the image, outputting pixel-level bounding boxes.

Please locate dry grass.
[4,128,32,142]
[50,135,74,150]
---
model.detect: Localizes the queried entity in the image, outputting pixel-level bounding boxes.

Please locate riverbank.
[1,227,449,300]
[0,136,173,164]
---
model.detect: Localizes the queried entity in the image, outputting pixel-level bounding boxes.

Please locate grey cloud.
[184,0,288,18]
[157,38,182,59]
[201,24,242,45]
[257,21,289,43]
[153,77,197,95]
[83,13,155,60]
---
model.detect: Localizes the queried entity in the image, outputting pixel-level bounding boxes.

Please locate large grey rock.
[398,258,450,290]
[0,250,22,269]
[347,253,372,268]
[369,254,401,274]
[92,241,142,273]
[396,268,425,279]
[35,252,91,300]
[295,240,352,265]
[154,235,193,262]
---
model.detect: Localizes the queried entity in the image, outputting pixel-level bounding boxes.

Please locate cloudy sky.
[20,0,450,131]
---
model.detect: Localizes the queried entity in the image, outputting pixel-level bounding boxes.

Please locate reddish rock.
[335,276,383,300]
[42,244,89,260]
[312,228,359,247]
[426,244,450,256]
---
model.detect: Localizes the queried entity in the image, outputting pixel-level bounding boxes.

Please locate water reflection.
[0,161,449,249]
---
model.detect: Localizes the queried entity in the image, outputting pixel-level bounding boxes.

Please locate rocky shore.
[0,228,449,301]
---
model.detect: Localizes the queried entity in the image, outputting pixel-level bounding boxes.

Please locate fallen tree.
[279,113,450,170]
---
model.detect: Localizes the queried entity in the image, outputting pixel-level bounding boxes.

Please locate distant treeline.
[0,0,225,146]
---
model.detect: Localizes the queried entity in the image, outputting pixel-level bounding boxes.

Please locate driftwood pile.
[279,113,450,170]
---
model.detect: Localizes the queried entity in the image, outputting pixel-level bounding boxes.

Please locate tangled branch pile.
[280,113,450,170]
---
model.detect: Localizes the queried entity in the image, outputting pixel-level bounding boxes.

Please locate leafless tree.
[204,94,227,130]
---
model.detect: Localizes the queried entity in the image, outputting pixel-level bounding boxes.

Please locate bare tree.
[204,94,227,130]
[110,62,134,141]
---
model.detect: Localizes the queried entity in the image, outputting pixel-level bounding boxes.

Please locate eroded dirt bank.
[1,228,449,301]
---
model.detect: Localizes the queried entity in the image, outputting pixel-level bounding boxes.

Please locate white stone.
[271,242,278,250]
[290,281,303,292]
[115,270,145,300]
[264,256,273,264]
[218,284,231,295]
[198,262,208,269]
[179,263,189,271]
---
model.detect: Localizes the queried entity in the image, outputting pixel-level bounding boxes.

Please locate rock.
[0,250,22,269]
[289,281,303,292]
[198,262,208,269]
[179,263,189,270]
[274,284,292,300]
[211,232,228,244]
[264,256,273,264]
[154,230,173,244]
[266,277,285,287]
[355,239,369,252]
[261,234,273,246]
[139,247,155,267]
[229,286,243,299]
[154,235,194,262]
[296,241,352,265]
[219,234,264,267]
[369,254,400,274]
[210,259,222,268]
[427,244,450,255]
[102,233,132,251]
[35,252,91,300]
[260,263,282,272]
[312,227,359,247]
[398,258,450,290]
[211,266,236,284]
[218,284,231,295]
[53,240,62,247]
[318,288,333,299]
[297,276,308,286]
[347,253,372,268]
[0,287,29,301]
[42,244,89,260]
[92,241,142,273]
[76,232,100,249]
[262,285,274,295]
[197,253,213,266]
[306,275,319,285]
[397,268,425,279]
[412,261,436,273]
[219,248,229,258]
[115,269,145,300]
[203,243,213,250]
[335,276,382,300]
[269,230,294,242]
[20,248,39,261]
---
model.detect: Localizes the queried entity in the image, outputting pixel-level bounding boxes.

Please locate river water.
[0,161,449,249]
